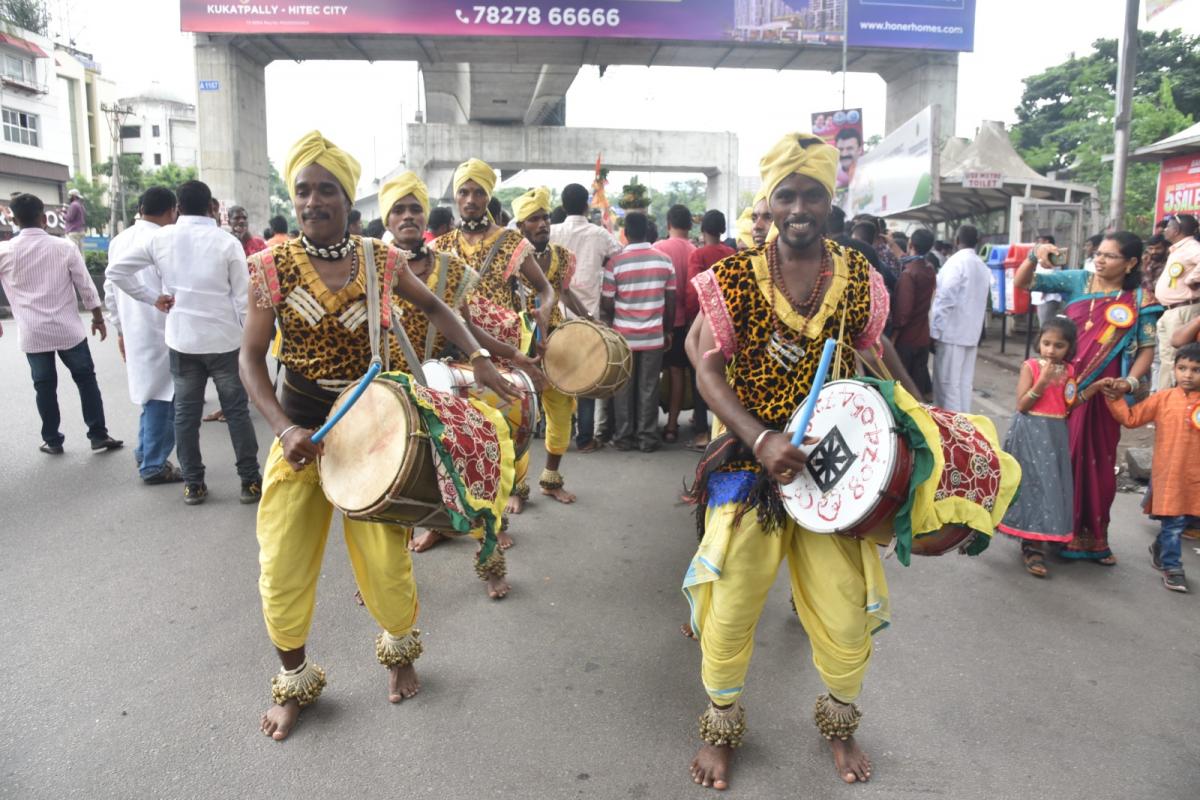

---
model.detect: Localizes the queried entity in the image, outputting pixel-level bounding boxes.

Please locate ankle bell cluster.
[375,630,424,668]
[474,548,507,581]
[698,702,747,748]
[512,481,531,501]
[813,693,862,741]
[538,468,565,491]
[270,659,327,707]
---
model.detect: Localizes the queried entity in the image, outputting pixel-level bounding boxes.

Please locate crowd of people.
[0,128,1197,792]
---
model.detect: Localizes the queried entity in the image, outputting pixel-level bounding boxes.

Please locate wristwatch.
[468,348,492,362]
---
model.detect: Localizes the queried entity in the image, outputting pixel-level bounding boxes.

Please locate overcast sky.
[49,0,1199,197]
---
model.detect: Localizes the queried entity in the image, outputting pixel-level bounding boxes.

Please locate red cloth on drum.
[925,407,1003,513]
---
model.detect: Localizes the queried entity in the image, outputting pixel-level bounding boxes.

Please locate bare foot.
[828,736,871,783]
[505,494,526,515]
[680,622,697,640]
[690,743,732,790]
[203,409,226,422]
[409,529,447,552]
[388,663,420,703]
[541,485,577,504]
[498,529,515,550]
[486,574,510,599]
[260,698,300,741]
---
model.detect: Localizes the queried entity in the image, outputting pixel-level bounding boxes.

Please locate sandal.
[1022,547,1048,578]
[663,426,679,444]
[1098,554,1118,566]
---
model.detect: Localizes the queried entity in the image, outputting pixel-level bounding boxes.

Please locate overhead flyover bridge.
[183,0,976,223]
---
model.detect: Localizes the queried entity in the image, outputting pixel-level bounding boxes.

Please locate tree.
[0,0,50,34]
[66,175,110,234]
[145,163,198,192]
[493,186,528,215]
[649,179,706,222]
[97,157,198,226]
[1010,29,1199,229]
[268,161,296,230]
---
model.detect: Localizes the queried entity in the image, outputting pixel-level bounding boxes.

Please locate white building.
[118,83,196,170]
[0,21,71,202]
[55,44,115,182]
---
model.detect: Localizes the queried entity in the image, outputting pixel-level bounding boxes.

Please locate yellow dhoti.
[257,440,419,651]
[683,500,889,705]
[542,385,576,457]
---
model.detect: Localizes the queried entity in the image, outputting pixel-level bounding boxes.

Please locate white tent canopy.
[893,121,1097,227]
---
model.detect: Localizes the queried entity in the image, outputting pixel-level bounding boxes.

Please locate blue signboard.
[850,0,976,51]
[198,79,220,91]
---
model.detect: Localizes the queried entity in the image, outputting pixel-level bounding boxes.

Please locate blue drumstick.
[311,360,382,444]
[791,338,837,447]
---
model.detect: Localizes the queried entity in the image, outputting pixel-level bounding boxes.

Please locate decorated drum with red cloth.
[780,380,912,538]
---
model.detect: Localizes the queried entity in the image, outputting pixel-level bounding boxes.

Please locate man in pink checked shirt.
[0,193,122,454]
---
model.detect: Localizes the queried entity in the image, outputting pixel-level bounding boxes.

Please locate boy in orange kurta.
[1102,342,1200,593]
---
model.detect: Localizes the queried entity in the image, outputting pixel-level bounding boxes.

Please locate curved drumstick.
[311,360,382,444]
[790,338,837,448]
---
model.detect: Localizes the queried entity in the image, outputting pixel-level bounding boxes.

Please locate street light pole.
[100,103,132,234]
[1109,0,1140,230]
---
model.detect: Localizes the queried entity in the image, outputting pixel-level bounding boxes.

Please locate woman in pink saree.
[1015,232,1162,563]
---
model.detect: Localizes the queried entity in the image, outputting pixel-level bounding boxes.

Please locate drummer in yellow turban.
[381,172,545,570]
[240,132,522,742]
[510,186,593,505]
[680,133,923,790]
[432,160,555,523]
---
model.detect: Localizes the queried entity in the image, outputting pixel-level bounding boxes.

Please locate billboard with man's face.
[181,1,976,51]
[812,109,864,194]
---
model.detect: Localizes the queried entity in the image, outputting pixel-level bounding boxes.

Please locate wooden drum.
[421,360,539,460]
[542,319,632,399]
[318,379,453,529]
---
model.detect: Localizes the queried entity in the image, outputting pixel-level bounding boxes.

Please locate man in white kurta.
[930,225,991,412]
[103,188,181,483]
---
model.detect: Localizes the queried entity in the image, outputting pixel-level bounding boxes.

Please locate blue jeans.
[575,396,595,447]
[169,348,260,485]
[25,338,109,446]
[134,399,176,478]
[1156,516,1198,572]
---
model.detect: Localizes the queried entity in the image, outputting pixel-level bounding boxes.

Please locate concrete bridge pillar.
[882,52,958,136]
[194,37,271,226]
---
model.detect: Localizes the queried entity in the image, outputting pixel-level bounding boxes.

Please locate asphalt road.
[1,324,1197,800]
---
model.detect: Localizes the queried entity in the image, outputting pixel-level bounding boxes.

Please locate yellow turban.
[758,132,838,204]
[379,171,430,218]
[735,207,754,249]
[452,158,497,197]
[284,130,361,201]
[512,186,551,223]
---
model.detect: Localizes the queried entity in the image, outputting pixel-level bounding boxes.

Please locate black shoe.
[183,482,208,505]
[143,462,183,485]
[1163,571,1189,593]
[1149,543,1163,572]
[90,436,124,452]
[639,443,661,453]
[39,442,64,455]
[612,440,634,451]
[240,479,262,505]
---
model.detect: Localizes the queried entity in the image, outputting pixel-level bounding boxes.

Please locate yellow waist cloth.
[683,502,889,705]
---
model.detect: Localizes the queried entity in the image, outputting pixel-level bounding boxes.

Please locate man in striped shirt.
[601,212,675,452]
[0,193,122,454]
